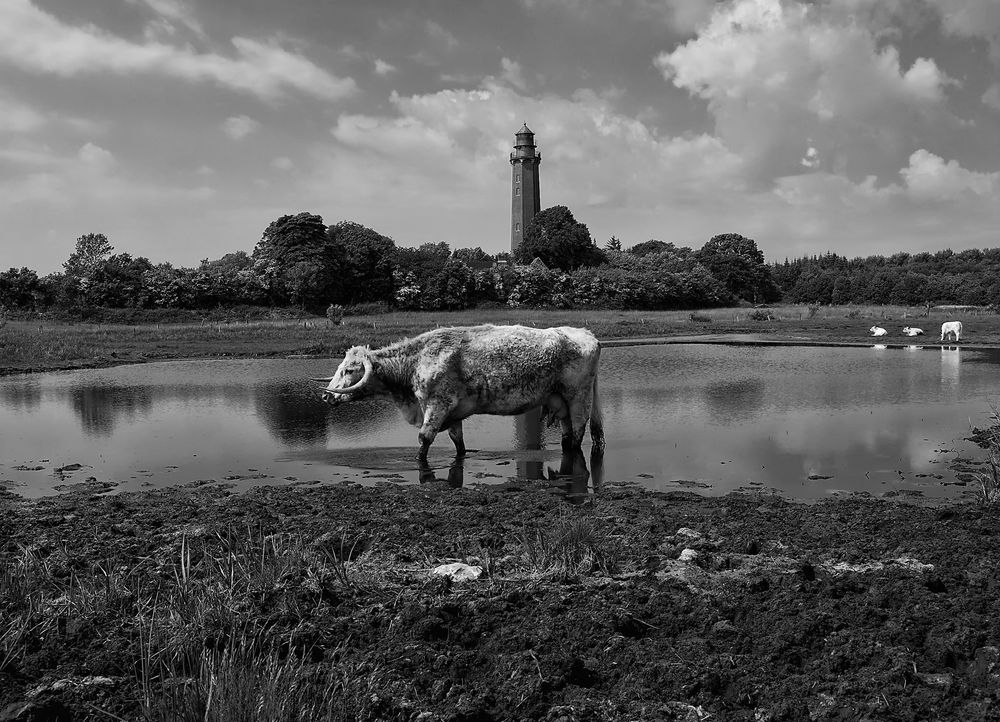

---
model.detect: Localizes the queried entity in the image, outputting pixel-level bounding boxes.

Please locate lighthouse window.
[515,223,521,231]
[515,187,520,196]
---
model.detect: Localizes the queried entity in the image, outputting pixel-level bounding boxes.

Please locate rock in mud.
[430,562,483,582]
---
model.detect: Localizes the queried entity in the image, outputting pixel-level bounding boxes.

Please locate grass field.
[2,304,998,375]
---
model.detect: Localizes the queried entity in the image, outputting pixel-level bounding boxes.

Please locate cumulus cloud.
[374,58,397,76]
[655,0,953,184]
[0,0,356,102]
[900,149,998,200]
[222,115,260,140]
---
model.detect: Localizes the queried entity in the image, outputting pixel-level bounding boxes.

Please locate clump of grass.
[971,404,1000,506]
[519,514,619,580]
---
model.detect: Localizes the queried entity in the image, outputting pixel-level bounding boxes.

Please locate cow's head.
[314,346,374,405]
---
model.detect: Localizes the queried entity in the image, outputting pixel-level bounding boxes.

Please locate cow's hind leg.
[563,390,595,452]
[447,420,466,456]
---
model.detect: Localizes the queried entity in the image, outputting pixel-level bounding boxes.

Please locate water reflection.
[514,411,544,478]
[702,378,766,422]
[0,378,41,411]
[70,385,152,437]
[253,380,328,446]
[941,346,960,387]
[419,459,465,487]
[418,449,601,502]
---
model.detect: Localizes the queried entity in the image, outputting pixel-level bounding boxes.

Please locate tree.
[452,246,494,271]
[253,212,343,311]
[515,205,603,271]
[695,233,779,303]
[605,236,622,253]
[0,267,41,310]
[425,259,476,310]
[64,233,113,289]
[628,239,675,257]
[327,220,397,305]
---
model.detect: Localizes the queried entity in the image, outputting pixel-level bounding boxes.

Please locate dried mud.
[2,479,1000,721]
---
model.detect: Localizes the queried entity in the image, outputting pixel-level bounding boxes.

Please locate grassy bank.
[2,305,999,375]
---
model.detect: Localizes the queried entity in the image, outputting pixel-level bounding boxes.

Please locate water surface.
[1,344,995,499]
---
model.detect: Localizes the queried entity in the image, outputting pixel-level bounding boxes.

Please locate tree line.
[0,207,781,317]
[3,205,995,318]
[773,250,1000,307]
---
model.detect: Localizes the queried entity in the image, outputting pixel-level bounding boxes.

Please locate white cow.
[315,325,605,460]
[940,321,963,342]
[902,327,924,336]
[869,326,888,337]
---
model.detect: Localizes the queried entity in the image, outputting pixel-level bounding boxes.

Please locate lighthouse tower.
[510,123,541,255]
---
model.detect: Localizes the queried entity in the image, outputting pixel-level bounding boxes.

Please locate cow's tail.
[590,374,606,454]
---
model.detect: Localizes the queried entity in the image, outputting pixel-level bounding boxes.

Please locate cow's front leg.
[417,404,451,461]
[447,420,466,457]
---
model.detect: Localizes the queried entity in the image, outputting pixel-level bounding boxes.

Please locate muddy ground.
[2,477,1000,721]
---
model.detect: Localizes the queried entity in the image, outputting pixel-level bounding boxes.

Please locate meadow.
[3,304,999,375]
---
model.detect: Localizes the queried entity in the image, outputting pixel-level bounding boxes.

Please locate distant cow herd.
[870,321,963,342]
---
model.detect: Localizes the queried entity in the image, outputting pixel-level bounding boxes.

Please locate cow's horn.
[327,356,373,395]
[311,376,335,383]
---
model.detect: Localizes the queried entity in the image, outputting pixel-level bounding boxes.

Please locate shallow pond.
[0,344,995,500]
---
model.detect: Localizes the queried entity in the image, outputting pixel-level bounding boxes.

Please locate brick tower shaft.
[510,123,541,255]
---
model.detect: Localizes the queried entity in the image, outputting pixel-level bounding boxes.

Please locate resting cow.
[315,325,605,460]
[902,327,924,337]
[940,321,962,342]
[869,326,888,337]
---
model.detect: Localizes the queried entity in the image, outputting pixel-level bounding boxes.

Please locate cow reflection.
[418,459,465,488]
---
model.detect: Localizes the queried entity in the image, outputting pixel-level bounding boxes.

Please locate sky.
[2,0,1000,274]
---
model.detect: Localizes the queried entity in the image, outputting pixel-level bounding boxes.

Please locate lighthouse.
[510,123,541,255]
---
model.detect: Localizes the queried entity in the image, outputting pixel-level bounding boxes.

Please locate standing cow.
[940,321,963,342]
[315,325,605,460]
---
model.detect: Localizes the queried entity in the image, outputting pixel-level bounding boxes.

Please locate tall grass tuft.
[972,404,1000,506]
[519,513,619,580]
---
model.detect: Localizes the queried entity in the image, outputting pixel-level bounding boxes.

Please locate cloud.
[0,92,46,133]
[126,0,205,38]
[271,156,294,171]
[982,83,1000,112]
[900,149,998,200]
[933,0,1000,59]
[222,115,260,140]
[425,20,459,51]
[655,0,953,184]
[77,142,115,168]
[374,58,397,76]
[0,0,356,102]
[500,58,527,90]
